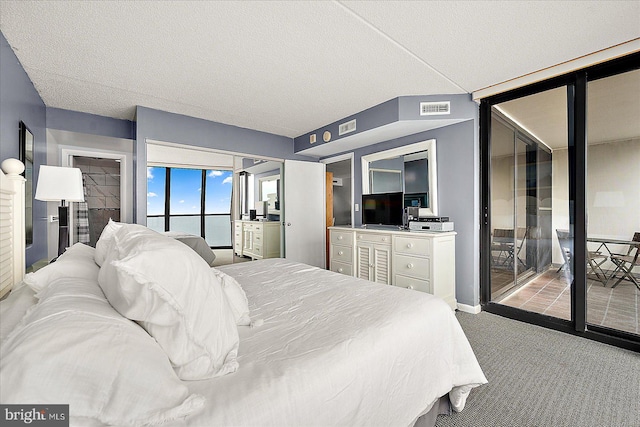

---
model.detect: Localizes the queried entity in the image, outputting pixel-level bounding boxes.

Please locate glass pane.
[169,168,201,215]
[205,170,232,214]
[169,215,201,236]
[490,86,571,321]
[204,215,232,247]
[586,69,640,336]
[146,216,165,233]
[147,166,166,217]
[490,116,516,299]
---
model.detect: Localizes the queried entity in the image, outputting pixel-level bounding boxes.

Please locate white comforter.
[180,259,486,426]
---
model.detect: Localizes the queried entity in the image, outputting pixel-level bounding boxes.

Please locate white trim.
[456,303,481,314]
[0,161,26,296]
[146,139,284,164]
[321,152,355,226]
[473,39,640,101]
[361,139,438,216]
[59,146,130,244]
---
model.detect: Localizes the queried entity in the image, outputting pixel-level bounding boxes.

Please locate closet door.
[283,160,326,268]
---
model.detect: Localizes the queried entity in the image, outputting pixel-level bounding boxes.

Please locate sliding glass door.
[585,69,640,336]
[481,52,639,349]
[488,87,569,320]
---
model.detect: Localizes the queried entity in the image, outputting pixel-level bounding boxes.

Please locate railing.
[146,213,232,248]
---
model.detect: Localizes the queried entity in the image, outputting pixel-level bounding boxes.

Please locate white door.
[283,160,326,268]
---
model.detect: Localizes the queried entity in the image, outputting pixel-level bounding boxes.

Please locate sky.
[147,167,232,216]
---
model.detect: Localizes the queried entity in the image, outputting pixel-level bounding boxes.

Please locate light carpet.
[435,311,640,427]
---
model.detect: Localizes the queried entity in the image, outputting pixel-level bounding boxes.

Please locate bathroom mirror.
[361,139,438,216]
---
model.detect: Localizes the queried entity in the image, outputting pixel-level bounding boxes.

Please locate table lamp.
[35,165,85,256]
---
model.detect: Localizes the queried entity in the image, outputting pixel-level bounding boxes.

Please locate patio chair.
[587,249,608,285]
[608,232,640,290]
[556,229,572,274]
[491,228,515,268]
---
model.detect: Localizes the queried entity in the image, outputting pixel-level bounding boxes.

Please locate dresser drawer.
[331,230,354,246]
[393,254,429,279]
[394,236,431,257]
[395,274,431,293]
[330,260,352,276]
[252,244,263,257]
[356,232,391,245]
[254,233,263,244]
[331,244,352,263]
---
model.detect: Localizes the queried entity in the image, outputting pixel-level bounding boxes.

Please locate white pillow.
[94,219,123,266]
[0,278,205,425]
[23,243,98,292]
[98,226,240,380]
[212,268,251,326]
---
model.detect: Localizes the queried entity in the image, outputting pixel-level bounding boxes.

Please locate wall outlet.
[49,215,59,223]
[354,203,359,212]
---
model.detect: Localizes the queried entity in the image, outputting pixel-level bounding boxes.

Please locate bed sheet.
[177,259,486,426]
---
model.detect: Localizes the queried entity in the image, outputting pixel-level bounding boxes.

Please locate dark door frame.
[479,52,640,352]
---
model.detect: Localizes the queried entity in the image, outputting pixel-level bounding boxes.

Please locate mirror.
[361,139,438,216]
[19,121,33,246]
[233,156,284,263]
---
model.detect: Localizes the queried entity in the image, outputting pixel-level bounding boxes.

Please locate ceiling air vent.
[420,101,450,116]
[338,119,357,136]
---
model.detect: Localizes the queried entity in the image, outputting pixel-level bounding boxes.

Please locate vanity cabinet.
[328,226,457,309]
[234,220,280,260]
[355,232,392,284]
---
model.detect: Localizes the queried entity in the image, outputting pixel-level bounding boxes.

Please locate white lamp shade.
[35,165,85,202]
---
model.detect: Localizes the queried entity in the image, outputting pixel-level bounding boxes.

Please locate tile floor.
[498,268,639,335]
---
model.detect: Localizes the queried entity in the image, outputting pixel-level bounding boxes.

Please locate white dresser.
[234,220,281,260]
[329,226,457,309]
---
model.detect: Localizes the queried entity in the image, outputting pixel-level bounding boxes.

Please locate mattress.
[178,259,486,426]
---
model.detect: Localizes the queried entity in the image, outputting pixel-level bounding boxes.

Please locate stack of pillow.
[0,220,251,425]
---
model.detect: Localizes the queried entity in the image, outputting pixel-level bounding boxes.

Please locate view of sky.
[147,167,232,216]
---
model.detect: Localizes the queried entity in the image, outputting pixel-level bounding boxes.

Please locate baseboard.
[456,303,481,314]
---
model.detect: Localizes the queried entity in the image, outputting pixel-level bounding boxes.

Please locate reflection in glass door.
[488,86,571,321]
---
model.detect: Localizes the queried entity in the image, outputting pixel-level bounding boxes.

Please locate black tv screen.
[362,192,404,226]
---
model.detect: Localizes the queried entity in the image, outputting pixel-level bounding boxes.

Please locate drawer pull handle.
[407,285,414,290]
[338,236,343,240]
[407,243,413,249]
[338,251,344,256]
[382,237,388,241]
[338,268,343,273]
[407,263,414,269]
[358,235,363,239]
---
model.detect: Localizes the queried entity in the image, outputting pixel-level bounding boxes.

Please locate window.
[146,166,232,248]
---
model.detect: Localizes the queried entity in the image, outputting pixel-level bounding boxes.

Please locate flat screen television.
[362,192,404,226]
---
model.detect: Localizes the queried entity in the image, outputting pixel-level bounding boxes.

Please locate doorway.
[70,157,121,247]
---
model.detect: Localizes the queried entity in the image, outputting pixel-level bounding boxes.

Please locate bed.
[0,159,486,427]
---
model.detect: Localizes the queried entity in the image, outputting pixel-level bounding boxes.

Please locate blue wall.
[135,106,314,222]
[47,107,135,140]
[321,117,480,308]
[0,32,47,265]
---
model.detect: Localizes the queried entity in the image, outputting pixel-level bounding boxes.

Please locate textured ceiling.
[1,1,638,138]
